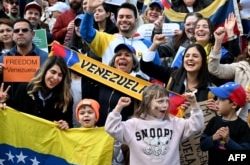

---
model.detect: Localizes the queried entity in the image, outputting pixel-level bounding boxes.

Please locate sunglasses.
[13,28,30,33]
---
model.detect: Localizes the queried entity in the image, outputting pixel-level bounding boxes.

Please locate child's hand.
[218,127,230,143]
[212,130,222,141]
[114,97,131,113]
[206,99,218,112]
[54,120,69,130]
[184,91,198,108]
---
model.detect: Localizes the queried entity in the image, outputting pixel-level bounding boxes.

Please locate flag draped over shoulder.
[162,0,243,35]
[0,107,114,165]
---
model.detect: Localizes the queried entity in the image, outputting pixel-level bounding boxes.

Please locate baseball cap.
[209,82,246,107]
[76,99,100,121]
[114,44,136,54]
[48,2,70,13]
[149,0,164,10]
[24,1,42,16]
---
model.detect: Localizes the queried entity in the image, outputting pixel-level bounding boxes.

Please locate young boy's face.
[78,105,97,128]
[216,98,234,115]
[149,96,169,119]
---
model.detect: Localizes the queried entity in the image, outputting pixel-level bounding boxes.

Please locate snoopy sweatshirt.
[105,109,204,165]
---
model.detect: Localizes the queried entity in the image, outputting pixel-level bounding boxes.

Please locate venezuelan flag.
[162,0,243,35]
[0,107,114,165]
[50,42,80,67]
[168,93,186,118]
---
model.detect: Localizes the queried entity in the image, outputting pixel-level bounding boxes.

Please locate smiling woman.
[7,56,73,129]
[141,34,211,102]
[81,43,141,127]
[0,18,14,56]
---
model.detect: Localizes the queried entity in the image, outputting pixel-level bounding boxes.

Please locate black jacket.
[9,84,73,127]
[140,60,210,102]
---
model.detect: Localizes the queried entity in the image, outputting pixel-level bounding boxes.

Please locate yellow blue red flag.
[162,0,243,35]
[0,107,114,165]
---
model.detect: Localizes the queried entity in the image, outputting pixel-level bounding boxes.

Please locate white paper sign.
[137,23,180,41]
[105,0,137,6]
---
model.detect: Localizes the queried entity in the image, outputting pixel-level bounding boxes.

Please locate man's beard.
[70,1,82,11]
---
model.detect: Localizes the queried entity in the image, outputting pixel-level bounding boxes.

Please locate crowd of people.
[0,0,250,165]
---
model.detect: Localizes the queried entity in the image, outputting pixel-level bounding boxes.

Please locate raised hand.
[149,34,167,51]
[154,15,164,31]
[114,97,131,113]
[224,12,236,37]
[87,0,104,13]
[214,27,226,44]
[0,83,11,110]
[0,83,10,103]
[118,97,131,108]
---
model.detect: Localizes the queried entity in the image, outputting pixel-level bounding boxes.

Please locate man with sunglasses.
[1,19,47,65]
[6,0,20,21]
[0,19,48,105]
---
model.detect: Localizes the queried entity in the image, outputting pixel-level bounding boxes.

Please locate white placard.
[137,23,180,41]
[105,0,137,6]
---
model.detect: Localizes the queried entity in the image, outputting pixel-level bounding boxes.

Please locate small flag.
[51,41,80,67]
[168,93,186,117]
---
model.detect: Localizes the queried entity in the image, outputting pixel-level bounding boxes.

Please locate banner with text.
[3,56,40,82]
[50,42,151,101]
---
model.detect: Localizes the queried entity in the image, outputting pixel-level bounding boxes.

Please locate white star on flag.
[0,159,5,165]
[16,151,27,163]
[5,151,15,163]
[30,157,40,165]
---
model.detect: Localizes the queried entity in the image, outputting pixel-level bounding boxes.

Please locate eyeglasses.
[10,1,19,5]
[13,28,30,33]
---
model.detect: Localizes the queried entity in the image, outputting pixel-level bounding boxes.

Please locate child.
[76,98,100,128]
[76,98,125,164]
[200,82,250,165]
[105,84,204,165]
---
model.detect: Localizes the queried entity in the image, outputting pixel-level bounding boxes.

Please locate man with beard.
[52,0,83,44]
[80,0,160,68]
[6,0,20,21]
[24,1,52,44]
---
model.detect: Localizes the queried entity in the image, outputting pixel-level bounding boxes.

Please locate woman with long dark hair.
[7,56,73,129]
